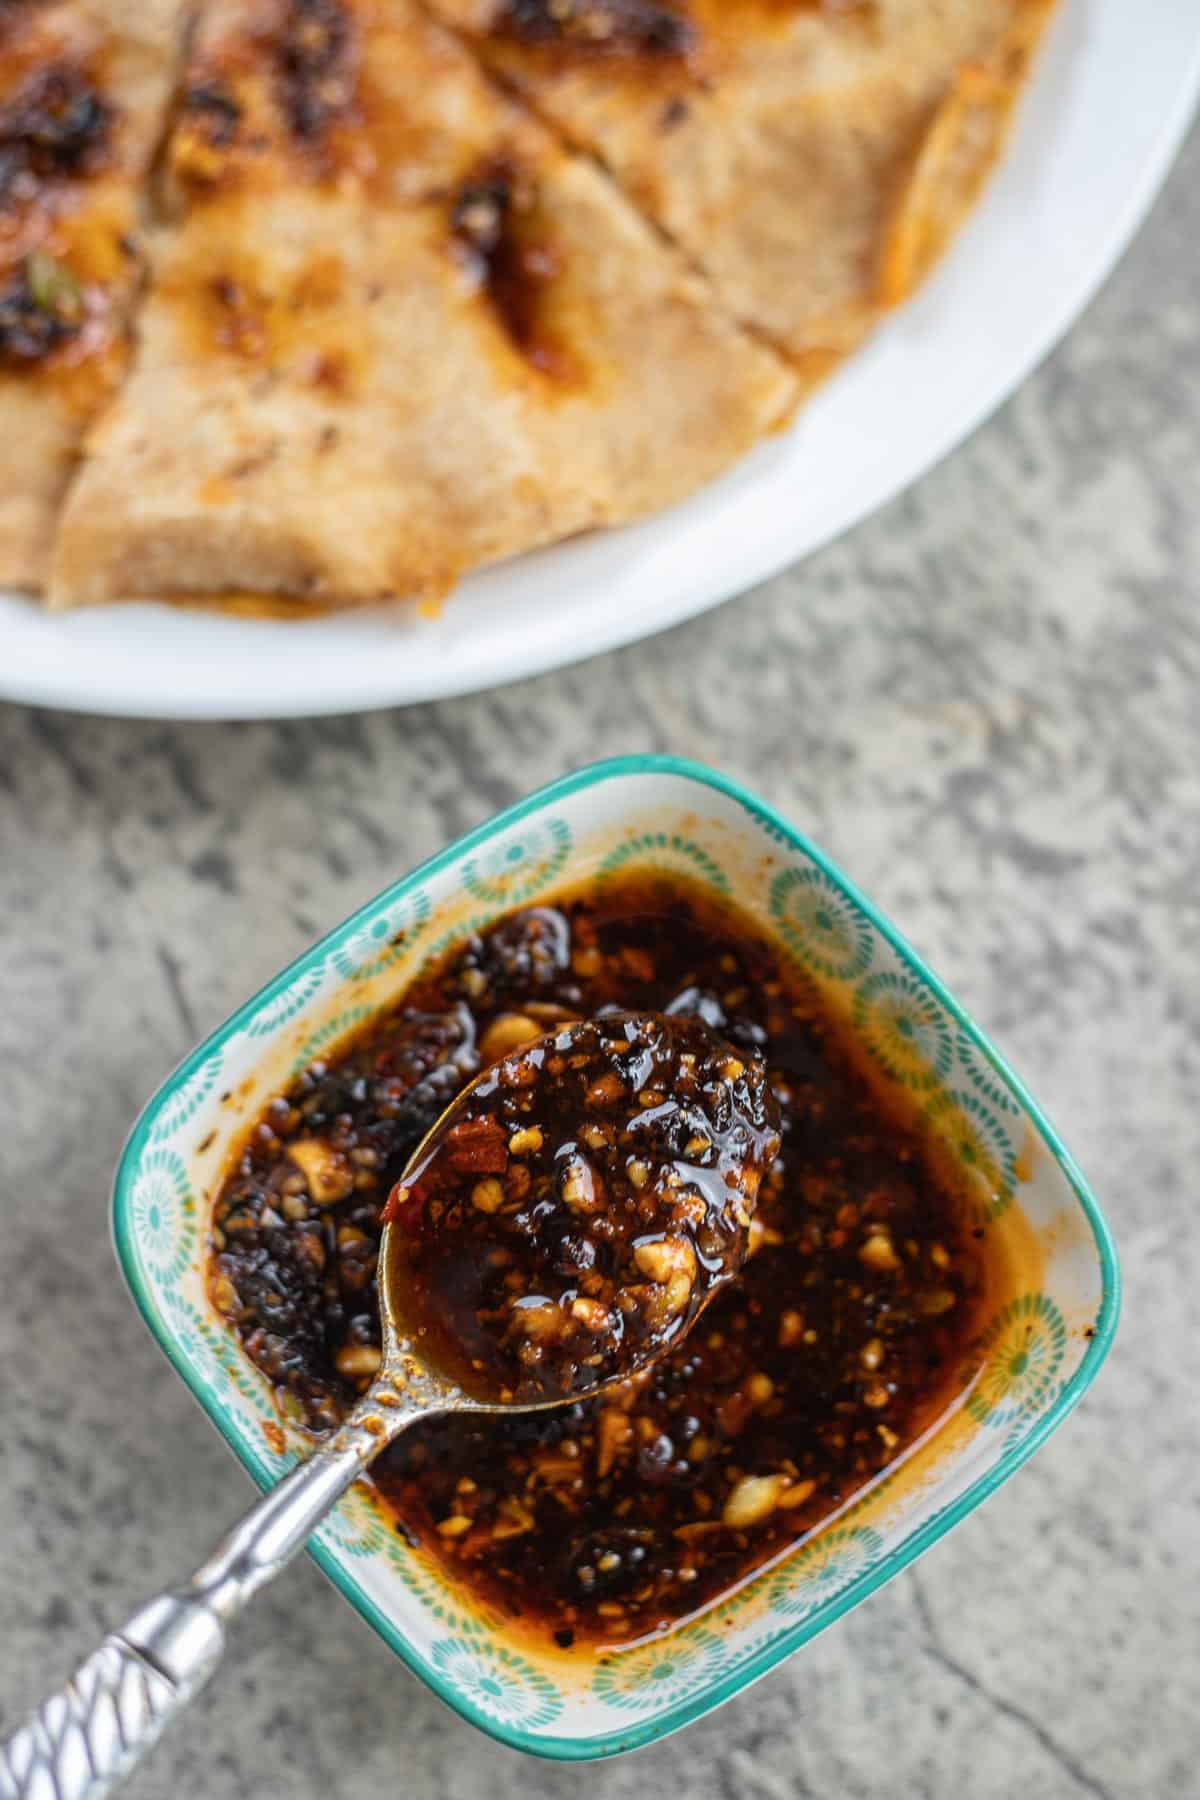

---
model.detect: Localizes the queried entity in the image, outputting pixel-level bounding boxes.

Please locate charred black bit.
[451,164,517,266]
[180,79,242,150]
[0,64,111,205]
[450,163,569,373]
[0,249,83,364]
[451,905,576,1004]
[209,1003,477,1426]
[497,0,695,58]
[276,0,356,141]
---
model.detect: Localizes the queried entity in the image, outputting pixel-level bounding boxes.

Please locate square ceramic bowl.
[112,756,1119,1759]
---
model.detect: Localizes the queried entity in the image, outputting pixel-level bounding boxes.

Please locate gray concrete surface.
[2,120,1198,1800]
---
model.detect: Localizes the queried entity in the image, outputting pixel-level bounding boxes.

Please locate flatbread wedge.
[421,0,1056,374]
[0,0,184,589]
[49,0,795,610]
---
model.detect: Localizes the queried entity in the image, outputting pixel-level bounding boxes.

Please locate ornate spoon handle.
[0,1633,197,1800]
[0,1425,379,1800]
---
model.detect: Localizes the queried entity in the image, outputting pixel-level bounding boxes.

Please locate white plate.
[3,0,1197,721]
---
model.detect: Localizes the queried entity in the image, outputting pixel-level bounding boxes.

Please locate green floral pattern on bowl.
[854,970,955,1090]
[924,1088,1019,1223]
[111,757,1118,1760]
[330,890,432,983]
[591,1631,726,1714]
[765,1526,886,1618]
[463,817,572,905]
[243,963,325,1037]
[964,1293,1069,1429]
[127,1149,198,1280]
[598,830,731,894]
[146,1047,223,1143]
[769,864,874,981]
[288,1004,374,1077]
[429,1636,563,1730]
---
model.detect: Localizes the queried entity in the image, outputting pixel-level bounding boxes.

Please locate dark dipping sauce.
[210,875,990,1648]
[382,1011,780,1402]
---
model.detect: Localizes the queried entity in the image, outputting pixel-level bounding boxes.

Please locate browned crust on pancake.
[10,0,1054,611]
[423,0,1058,360]
[49,0,794,609]
[0,1,185,588]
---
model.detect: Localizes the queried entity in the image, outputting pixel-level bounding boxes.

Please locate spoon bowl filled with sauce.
[384,1010,780,1405]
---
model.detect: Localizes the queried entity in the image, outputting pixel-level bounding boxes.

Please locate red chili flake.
[383,1179,428,1229]
[444,1116,510,1174]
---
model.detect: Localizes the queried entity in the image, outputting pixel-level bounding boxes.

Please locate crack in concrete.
[911,1572,1115,1800]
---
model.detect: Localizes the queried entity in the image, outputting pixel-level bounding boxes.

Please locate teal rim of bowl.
[111,753,1121,1760]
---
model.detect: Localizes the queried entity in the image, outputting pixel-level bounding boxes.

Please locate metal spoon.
[0,1012,779,1800]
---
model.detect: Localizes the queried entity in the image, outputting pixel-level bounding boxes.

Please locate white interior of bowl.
[113,761,1114,1755]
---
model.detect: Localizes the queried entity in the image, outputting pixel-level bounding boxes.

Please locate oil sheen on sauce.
[209,874,997,1649]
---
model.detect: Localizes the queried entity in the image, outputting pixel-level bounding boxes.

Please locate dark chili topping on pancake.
[496,0,695,59]
[0,62,110,206]
[178,79,242,152]
[0,248,83,362]
[276,0,356,141]
[450,159,575,379]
